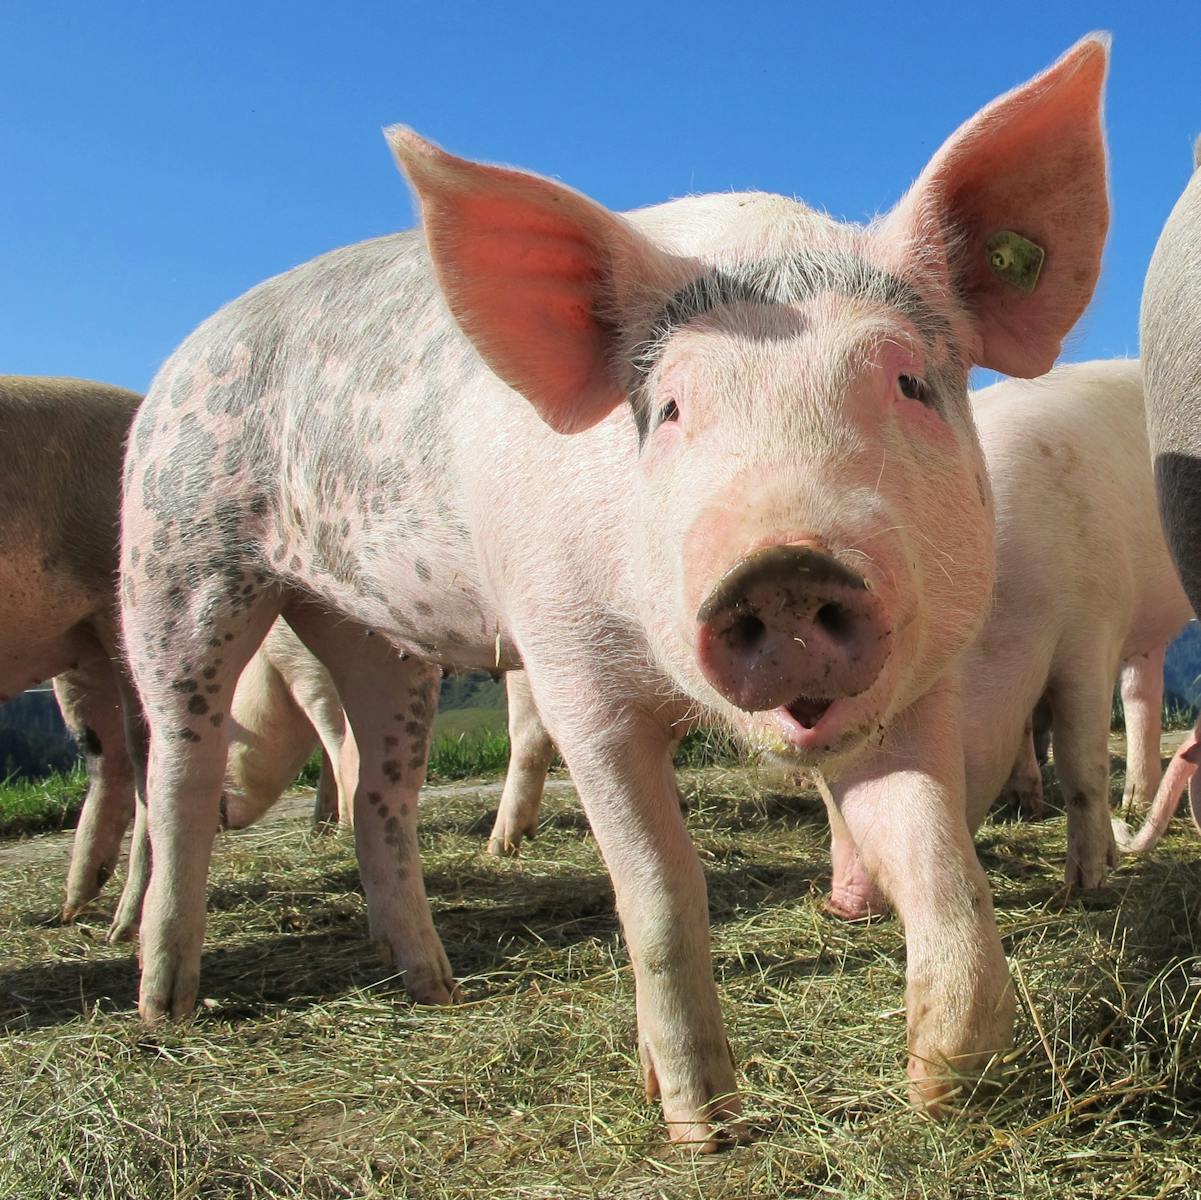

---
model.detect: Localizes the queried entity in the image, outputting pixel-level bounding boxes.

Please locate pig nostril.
[816,601,855,642]
[726,611,766,653]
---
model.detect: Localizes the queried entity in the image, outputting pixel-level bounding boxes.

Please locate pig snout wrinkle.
[695,544,891,713]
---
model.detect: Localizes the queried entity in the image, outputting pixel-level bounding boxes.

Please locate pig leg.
[1048,662,1120,889]
[285,667,353,829]
[488,672,554,856]
[522,658,739,1150]
[1119,647,1165,816]
[129,585,284,1022]
[222,647,319,829]
[107,677,151,943]
[825,816,890,920]
[283,606,457,1004]
[830,680,1013,1113]
[313,748,340,826]
[997,717,1044,820]
[58,654,136,918]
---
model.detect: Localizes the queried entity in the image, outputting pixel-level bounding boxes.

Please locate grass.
[0,765,88,839]
[2,760,1201,1197]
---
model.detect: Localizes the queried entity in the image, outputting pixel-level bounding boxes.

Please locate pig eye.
[897,374,930,405]
[658,399,680,425]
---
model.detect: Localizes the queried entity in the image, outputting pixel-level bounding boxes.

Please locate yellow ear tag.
[985,231,1045,293]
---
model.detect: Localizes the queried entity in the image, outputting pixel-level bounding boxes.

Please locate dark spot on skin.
[210,712,224,727]
[414,559,431,582]
[385,816,400,836]
[384,735,399,750]
[416,601,433,616]
[205,685,220,695]
[398,803,409,817]
[367,791,382,805]
[82,726,103,757]
[408,755,425,773]
[224,633,234,642]
[394,713,406,722]
[377,805,389,819]
[188,695,210,716]
[203,667,218,680]
[1070,791,1091,809]
[172,678,198,694]
[382,760,402,783]
[179,728,202,743]
[405,721,423,738]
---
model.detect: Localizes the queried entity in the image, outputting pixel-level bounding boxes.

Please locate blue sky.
[2,2,1200,394]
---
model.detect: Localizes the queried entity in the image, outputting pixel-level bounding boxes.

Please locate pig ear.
[388,127,656,434]
[884,35,1110,378]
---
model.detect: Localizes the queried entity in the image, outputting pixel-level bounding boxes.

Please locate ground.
[1,740,1200,1198]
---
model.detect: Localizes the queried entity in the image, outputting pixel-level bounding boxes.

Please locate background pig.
[994,644,1171,823]
[828,361,1192,919]
[1119,141,1201,854]
[119,39,1108,1147]
[0,376,145,917]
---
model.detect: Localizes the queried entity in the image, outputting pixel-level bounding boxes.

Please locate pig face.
[391,35,1109,774]
[626,229,995,768]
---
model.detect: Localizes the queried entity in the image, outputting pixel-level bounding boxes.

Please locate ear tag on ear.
[985,231,1045,293]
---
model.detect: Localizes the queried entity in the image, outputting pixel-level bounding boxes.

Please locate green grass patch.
[431,706,507,740]
[0,765,88,838]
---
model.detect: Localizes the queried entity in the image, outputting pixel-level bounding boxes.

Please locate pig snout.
[695,544,891,718]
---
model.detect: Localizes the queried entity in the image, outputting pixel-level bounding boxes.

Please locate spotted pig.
[120,39,1110,1148]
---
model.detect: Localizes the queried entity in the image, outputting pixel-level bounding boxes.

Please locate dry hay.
[1,764,1200,1198]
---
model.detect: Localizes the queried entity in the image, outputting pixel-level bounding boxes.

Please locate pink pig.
[119,39,1109,1147]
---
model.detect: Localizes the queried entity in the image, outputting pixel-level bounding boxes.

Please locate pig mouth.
[769,694,853,753]
[784,695,832,729]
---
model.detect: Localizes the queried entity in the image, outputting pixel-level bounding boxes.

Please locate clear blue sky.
[2,1,1200,394]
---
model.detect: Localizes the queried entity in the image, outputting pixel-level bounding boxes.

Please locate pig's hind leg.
[126,580,285,1022]
[1048,655,1120,889]
[283,605,458,1005]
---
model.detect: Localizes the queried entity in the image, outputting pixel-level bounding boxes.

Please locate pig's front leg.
[531,673,740,1150]
[829,680,1013,1111]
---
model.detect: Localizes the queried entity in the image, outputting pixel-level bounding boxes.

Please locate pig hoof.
[486,834,524,857]
[906,1062,965,1120]
[823,890,890,921]
[107,915,140,944]
[138,969,199,1024]
[394,954,461,1005]
[639,1037,747,1152]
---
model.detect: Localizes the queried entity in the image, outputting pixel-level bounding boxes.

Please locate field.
[2,748,1201,1198]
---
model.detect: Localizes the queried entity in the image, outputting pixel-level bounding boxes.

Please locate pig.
[827,361,1192,920]
[1117,137,1201,851]
[0,376,148,918]
[118,38,1109,1148]
[997,644,1171,823]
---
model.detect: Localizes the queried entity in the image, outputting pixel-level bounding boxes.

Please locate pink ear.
[885,35,1110,377]
[388,128,656,434]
